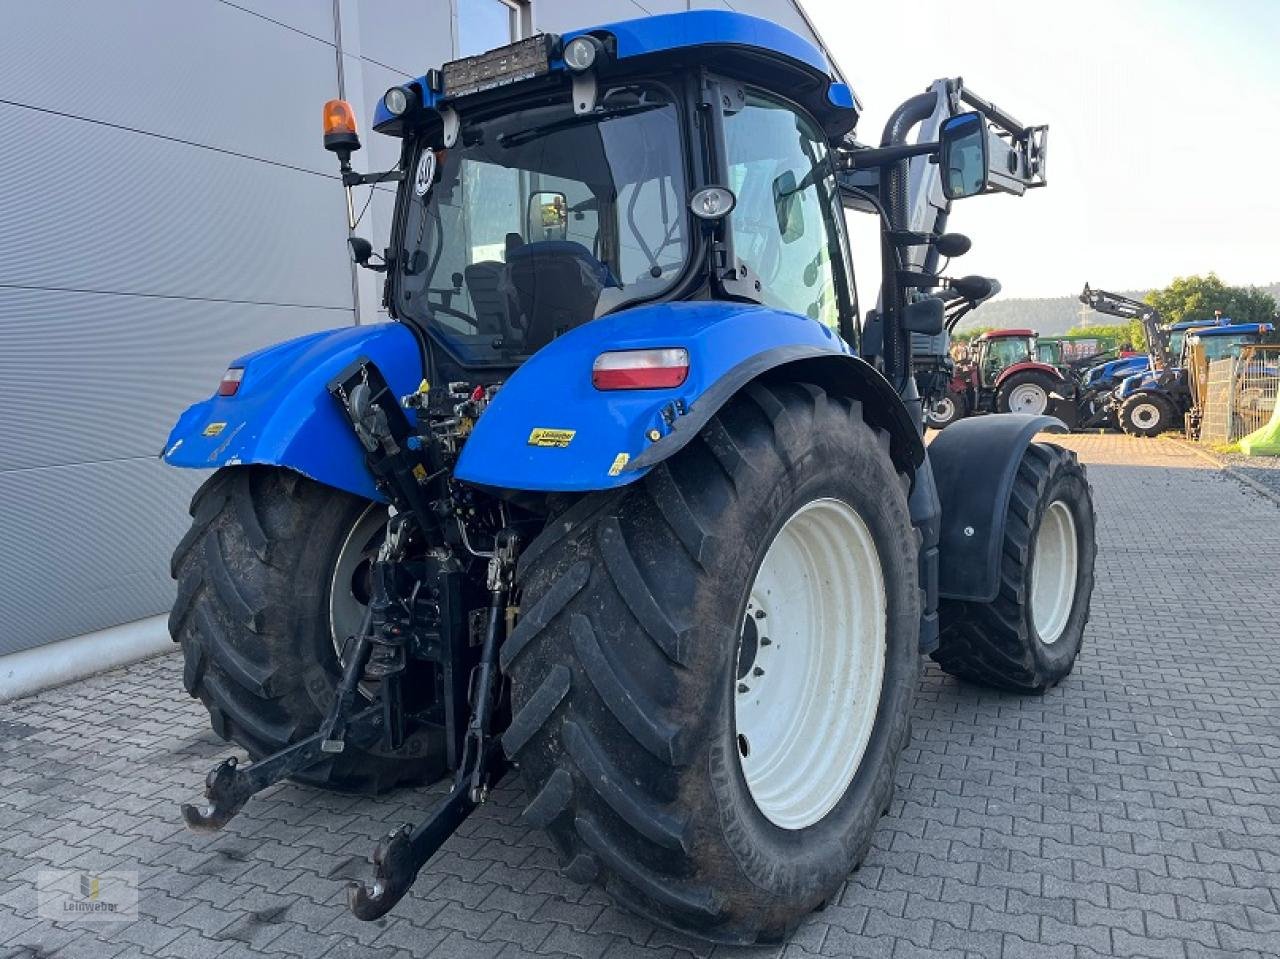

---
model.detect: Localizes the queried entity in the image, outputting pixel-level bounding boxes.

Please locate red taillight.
[218,367,245,396]
[592,348,690,390]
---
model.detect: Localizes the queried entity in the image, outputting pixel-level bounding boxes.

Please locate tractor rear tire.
[502,382,920,944]
[1118,392,1174,437]
[169,467,446,793]
[933,443,1096,693]
[926,389,967,429]
[995,370,1059,416]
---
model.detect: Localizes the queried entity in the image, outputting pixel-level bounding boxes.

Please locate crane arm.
[1079,284,1172,370]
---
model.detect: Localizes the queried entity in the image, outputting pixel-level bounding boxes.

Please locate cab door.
[719,86,859,346]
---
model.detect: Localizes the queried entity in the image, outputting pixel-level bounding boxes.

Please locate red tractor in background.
[926,328,1071,427]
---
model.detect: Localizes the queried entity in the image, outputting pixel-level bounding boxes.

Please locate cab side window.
[723,92,843,330]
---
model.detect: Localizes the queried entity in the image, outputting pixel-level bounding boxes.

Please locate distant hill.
[958,282,1280,334]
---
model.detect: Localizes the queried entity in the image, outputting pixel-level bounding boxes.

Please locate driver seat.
[506,241,614,352]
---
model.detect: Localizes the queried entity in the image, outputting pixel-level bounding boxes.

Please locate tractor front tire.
[933,443,1096,693]
[503,382,921,944]
[926,389,967,429]
[1118,392,1174,437]
[995,370,1059,416]
[169,467,446,792]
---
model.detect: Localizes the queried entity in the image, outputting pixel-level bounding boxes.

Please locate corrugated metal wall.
[0,0,825,657]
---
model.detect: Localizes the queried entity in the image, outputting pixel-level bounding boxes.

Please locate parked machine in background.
[926,328,1051,426]
[1120,321,1276,437]
[160,13,1092,943]
[926,327,1119,429]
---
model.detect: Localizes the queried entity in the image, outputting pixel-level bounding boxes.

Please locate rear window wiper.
[498,103,662,148]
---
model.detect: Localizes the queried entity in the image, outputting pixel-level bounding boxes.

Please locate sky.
[800,0,1280,299]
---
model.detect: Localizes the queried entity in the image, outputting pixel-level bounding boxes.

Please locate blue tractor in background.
[1114,321,1276,437]
[163,12,1095,943]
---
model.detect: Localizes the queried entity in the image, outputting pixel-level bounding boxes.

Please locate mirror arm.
[342,169,406,188]
[841,140,939,171]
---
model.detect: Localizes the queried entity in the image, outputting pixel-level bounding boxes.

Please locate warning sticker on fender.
[528,428,576,448]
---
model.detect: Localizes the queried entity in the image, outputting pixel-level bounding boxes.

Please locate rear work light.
[592,348,689,390]
[217,367,245,397]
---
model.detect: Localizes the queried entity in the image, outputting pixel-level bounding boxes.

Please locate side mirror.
[903,297,945,335]
[939,112,989,200]
[528,191,569,241]
[348,236,373,265]
[772,170,803,241]
[347,236,386,273]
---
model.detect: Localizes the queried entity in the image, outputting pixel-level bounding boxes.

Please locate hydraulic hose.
[878,92,938,390]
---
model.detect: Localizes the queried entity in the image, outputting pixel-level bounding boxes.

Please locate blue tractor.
[1113,320,1276,436]
[164,12,1095,942]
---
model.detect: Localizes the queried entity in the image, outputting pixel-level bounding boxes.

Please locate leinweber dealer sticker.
[528,428,576,448]
[39,870,138,922]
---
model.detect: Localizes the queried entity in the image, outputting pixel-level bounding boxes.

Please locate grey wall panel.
[353,0,453,76]
[0,288,351,472]
[0,0,341,176]
[0,103,352,308]
[0,457,201,655]
[697,0,821,49]
[533,0,658,33]
[230,0,338,41]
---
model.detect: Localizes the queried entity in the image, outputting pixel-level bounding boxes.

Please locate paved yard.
[2,434,1278,959]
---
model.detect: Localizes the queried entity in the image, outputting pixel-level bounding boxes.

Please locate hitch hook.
[180,756,250,832]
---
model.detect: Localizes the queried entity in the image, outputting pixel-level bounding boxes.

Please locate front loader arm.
[1080,284,1172,370]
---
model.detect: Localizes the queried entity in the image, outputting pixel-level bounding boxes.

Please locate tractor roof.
[373,11,858,140]
[1188,323,1274,338]
[978,328,1037,340]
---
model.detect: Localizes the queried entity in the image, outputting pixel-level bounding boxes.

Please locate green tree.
[1144,273,1277,325]
[952,326,994,343]
[1063,322,1146,351]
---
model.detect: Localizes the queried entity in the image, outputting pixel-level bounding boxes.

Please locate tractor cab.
[347,17,864,388]
[1164,318,1225,360]
[974,329,1036,387]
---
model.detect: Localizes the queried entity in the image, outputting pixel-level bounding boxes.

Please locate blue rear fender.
[162,303,920,501]
[163,323,423,500]
[454,301,920,492]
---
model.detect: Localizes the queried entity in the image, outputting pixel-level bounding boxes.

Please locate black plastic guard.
[930,414,1066,603]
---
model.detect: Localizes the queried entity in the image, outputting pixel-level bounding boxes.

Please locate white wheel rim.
[330,503,389,655]
[1030,501,1078,645]
[928,398,956,424]
[734,498,886,831]
[1130,403,1160,430]
[1008,383,1049,415]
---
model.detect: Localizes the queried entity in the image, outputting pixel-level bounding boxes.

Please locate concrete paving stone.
[537,923,618,959]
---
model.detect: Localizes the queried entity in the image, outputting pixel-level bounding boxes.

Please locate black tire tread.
[1118,392,1174,438]
[169,466,439,793]
[933,444,1096,691]
[504,382,916,943]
